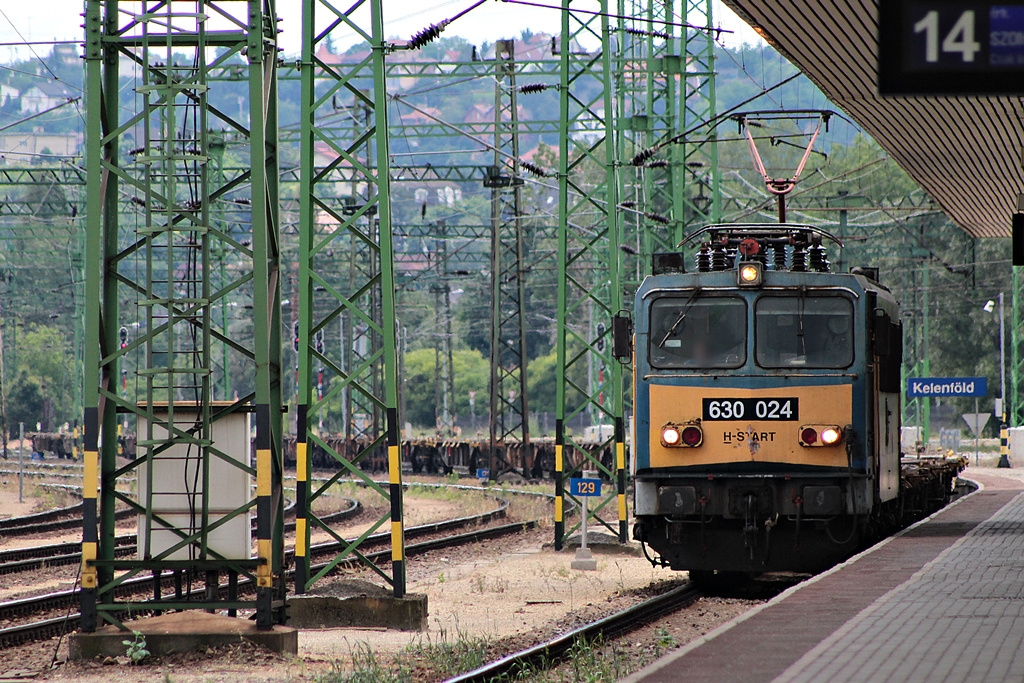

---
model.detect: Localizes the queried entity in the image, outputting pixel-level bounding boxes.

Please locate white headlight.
[662,425,682,445]
[820,427,842,445]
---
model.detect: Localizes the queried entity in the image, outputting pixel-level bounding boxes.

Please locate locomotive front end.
[631,226,901,576]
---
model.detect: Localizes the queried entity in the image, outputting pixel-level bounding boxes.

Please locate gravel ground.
[21,523,769,682]
[15,463,1017,681]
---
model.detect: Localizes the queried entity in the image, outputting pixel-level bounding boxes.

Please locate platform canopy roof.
[723,0,1024,238]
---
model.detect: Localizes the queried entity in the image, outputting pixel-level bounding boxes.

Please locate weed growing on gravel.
[493,636,631,682]
[472,575,509,594]
[316,643,411,683]
[655,626,676,649]
[122,630,149,665]
[319,625,493,682]
[403,623,493,677]
[565,636,632,682]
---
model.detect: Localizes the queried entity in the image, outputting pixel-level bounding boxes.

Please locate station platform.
[625,468,1024,683]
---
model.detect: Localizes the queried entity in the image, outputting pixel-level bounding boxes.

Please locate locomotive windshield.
[755,295,854,368]
[649,295,746,369]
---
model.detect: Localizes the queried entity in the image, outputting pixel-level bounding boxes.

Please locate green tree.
[12,324,75,429]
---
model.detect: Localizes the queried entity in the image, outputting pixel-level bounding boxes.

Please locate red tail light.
[681,425,703,446]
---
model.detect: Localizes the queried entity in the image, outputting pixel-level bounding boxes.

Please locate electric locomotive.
[626,224,904,577]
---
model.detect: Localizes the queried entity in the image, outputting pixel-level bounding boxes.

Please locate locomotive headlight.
[661,423,703,448]
[661,425,682,445]
[737,261,763,286]
[820,427,842,445]
[799,424,843,447]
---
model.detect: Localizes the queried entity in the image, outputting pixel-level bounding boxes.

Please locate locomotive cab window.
[649,295,746,369]
[755,296,854,368]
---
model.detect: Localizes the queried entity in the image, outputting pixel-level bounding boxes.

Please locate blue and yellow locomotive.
[626,224,905,577]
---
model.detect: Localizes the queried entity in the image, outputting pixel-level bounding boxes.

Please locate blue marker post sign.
[569,477,602,497]
[569,472,602,571]
[907,377,987,398]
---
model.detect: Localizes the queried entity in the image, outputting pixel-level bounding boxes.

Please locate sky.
[0,1,763,63]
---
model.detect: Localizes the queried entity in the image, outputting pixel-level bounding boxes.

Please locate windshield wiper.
[658,288,702,347]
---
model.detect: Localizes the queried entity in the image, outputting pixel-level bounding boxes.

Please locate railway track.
[447,582,703,683]
[0,498,358,576]
[0,492,532,648]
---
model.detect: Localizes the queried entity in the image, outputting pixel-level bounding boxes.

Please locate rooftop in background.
[724,0,1020,239]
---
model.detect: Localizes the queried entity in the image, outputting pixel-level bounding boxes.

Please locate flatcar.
[623,224,911,579]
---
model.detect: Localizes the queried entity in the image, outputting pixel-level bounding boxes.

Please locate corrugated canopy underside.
[724,0,1024,238]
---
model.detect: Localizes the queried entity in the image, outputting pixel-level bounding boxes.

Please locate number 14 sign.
[879,1,1024,94]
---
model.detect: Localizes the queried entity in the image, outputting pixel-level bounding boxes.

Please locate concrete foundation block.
[68,612,297,660]
[544,531,643,556]
[289,579,427,631]
[571,547,598,570]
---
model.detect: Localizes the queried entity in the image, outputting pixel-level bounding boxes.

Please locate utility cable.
[500,0,730,36]
[0,8,61,83]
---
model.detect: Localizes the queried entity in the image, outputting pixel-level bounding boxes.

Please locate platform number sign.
[879,2,1024,94]
[569,477,602,497]
[912,10,980,64]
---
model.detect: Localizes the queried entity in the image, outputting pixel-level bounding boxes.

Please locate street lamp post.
[999,292,1011,467]
[985,294,1011,468]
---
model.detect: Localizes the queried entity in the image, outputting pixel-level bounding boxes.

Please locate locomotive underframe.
[633,472,872,573]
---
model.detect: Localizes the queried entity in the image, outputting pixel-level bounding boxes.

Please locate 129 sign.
[879,2,1024,94]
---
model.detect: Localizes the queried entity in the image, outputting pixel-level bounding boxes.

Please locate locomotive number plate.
[701,398,799,421]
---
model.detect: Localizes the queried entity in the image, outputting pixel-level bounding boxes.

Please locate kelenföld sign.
[907,377,987,398]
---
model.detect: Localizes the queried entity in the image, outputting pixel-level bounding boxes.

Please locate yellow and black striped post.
[80,406,99,631]
[998,421,1011,468]
[615,416,627,543]
[388,408,406,597]
[554,419,564,550]
[295,404,309,593]
[255,404,274,627]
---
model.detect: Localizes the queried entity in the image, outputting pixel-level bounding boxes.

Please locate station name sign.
[907,376,987,397]
[879,1,1024,94]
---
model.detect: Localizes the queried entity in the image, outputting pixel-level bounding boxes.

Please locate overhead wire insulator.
[519,83,549,94]
[631,148,658,166]
[408,20,450,50]
[620,201,637,209]
[623,27,669,39]
[646,160,668,169]
[520,160,548,177]
[645,212,670,225]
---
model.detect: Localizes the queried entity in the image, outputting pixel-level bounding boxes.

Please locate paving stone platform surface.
[625,469,1024,683]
